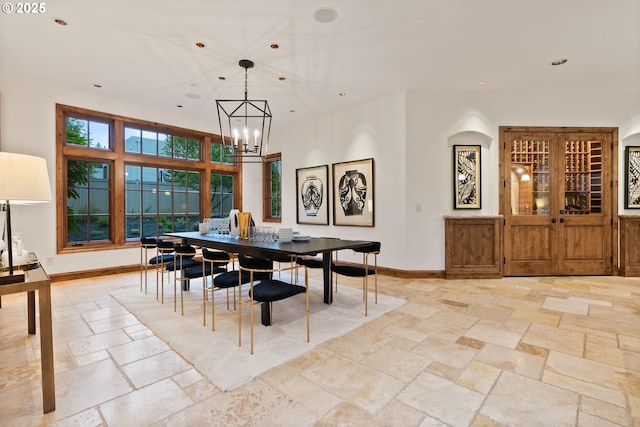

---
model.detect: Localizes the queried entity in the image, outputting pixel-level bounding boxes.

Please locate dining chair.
[140,237,157,294]
[196,248,232,330]
[166,244,199,314]
[238,254,309,354]
[295,254,323,286]
[150,240,175,303]
[332,242,381,316]
[272,254,299,283]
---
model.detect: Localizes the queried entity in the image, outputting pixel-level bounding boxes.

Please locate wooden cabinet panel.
[445,216,503,279]
[620,216,640,276]
[511,224,552,261]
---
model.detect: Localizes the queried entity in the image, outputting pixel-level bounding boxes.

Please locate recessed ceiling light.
[314,7,338,23]
[551,58,568,66]
[218,76,226,80]
[93,84,102,88]
[176,105,183,108]
[338,92,346,96]
[278,77,286,81]
[53,18,68,26]
[290,109,296,113]
[478,81,487,86]
[195,42,206,48]
[270,43,279,49]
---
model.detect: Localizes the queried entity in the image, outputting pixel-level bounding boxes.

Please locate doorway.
[500,127,618,276]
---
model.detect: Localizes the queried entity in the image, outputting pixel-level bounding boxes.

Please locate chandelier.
[216,59,272,163]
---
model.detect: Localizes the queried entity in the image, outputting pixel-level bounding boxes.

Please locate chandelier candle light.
[0,152,52,285]
[216,59,272,163]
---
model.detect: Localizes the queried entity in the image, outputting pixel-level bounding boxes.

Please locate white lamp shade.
[0,152,52,203]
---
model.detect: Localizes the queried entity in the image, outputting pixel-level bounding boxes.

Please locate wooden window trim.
[263,152,282,223]
[56,103,242,254]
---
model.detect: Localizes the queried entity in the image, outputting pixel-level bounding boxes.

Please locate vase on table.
[1,233,29,266]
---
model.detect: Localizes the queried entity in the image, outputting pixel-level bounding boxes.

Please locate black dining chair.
[193,248,232,330]
[295,254,323,286]
[140,237,157,294]
[238,255,309,354]
[166,244,199,314]
[149,240,175,303]
[332,242,381,316]
[272,254,299,283]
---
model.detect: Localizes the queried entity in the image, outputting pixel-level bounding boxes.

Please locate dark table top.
[165,231,373,258]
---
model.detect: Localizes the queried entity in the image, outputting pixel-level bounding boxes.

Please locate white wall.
[0,68,218,274]
[243,92,407,268]
[2,63,640,273]
[403,91,640,270]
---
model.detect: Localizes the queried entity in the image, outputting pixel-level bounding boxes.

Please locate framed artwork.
[296,165,329,224]
[332,158,374,227]
[625,146,640,208]
[454,145,481,209]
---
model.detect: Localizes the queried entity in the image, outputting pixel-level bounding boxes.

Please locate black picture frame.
[454,145,481,209]
[296,165,329,224]
[625,146,640,209]
[332,158,374,227]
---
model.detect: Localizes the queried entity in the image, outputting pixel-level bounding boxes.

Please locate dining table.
[165,231,374,325]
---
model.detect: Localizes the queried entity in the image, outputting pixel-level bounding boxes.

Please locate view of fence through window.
[67,160,110,242]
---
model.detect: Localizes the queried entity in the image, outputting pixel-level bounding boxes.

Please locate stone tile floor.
[0,270,639,426]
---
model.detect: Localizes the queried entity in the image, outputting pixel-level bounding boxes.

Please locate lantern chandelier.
[216,59,272,163]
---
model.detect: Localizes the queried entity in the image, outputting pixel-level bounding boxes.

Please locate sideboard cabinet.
[444,216,503,279]
[620,215,640,276]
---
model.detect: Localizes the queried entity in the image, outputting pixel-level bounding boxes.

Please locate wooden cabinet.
[444,216,503,279]
[620,215,640,276]
[501,127,615,276]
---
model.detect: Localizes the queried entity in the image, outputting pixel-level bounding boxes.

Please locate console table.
[0,262,55,413]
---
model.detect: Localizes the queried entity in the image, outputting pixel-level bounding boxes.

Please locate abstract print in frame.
[296,165,329,224]
[625,146,640,208]
[332,158,374,227]
[454,145,481,209]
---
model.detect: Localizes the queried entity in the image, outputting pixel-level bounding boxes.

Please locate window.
[263,153,282,222]
[67,160,111,243]
[211,173,235,218]
[56,104,241,252]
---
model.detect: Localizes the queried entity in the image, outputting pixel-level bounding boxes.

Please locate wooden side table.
[0,261,55,413]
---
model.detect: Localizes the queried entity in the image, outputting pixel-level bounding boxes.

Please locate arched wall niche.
[621,114,640,140]
[447,130,493,148]
[445,109,495,148]
[621,131,640,146]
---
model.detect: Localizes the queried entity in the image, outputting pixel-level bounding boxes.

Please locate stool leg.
[140,246,144,293]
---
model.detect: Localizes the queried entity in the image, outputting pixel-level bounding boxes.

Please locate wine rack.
[564,139,602,215]
[511,138,602,216]
[511,139,550,215]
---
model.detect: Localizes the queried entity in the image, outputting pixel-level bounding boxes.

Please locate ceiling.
[1,0,639,131]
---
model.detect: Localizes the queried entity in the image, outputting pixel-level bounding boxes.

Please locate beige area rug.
[111,275,405,391]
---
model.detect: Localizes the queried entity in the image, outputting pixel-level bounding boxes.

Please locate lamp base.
[0,271,25,285]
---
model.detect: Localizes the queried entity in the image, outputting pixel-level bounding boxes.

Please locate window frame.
[262,152,282,223]
[56,103,243,253]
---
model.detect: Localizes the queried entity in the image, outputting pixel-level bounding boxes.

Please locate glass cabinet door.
[562,138,602,215]
[510,138,551,216]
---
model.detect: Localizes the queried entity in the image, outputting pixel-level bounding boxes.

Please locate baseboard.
[50,265,141,282]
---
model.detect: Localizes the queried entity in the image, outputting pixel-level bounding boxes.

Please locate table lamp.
[0,152,52,285]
